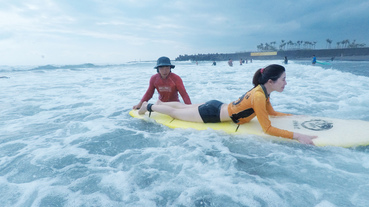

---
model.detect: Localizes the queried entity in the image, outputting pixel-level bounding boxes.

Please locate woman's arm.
[254,94,317,145]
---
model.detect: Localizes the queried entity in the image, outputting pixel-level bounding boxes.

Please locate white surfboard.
[129,110,369,148]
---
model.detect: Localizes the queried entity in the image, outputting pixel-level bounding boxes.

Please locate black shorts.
[198,100,224,123]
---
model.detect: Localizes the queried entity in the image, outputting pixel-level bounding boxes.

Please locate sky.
[1,0,368,66]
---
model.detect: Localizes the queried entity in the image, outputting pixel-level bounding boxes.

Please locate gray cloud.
[0,0,368,65]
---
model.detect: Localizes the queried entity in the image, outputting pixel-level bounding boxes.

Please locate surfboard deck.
[316,61,332,65]
[129,110,369,148]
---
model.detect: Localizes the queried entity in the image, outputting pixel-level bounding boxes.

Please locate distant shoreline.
[175,47,369,61]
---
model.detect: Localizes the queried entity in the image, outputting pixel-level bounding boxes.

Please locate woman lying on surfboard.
[138,64,317,145]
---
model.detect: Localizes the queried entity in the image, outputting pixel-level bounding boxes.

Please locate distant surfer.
[312,55,317,65]
[0,76,10,79]
[132,56,192,109]
[228,59,233,67]
[138,64,317,145]
[284,56,288,64]
[212,61,216,66]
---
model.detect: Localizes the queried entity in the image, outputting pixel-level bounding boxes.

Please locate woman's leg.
[156,100,202,108]
[139,102,203,122]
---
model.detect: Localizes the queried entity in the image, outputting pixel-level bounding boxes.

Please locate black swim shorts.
[198,100,224,123]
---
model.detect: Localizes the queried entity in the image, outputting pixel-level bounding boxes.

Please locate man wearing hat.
[133,56,192,109]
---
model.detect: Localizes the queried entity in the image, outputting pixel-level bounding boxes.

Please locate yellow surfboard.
[129,110,369,147]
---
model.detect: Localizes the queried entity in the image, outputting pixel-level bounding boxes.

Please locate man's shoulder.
[168,73,182,79]
[150,73,161,79]
[169,72,179,77]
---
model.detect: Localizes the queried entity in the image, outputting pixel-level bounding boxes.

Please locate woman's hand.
[293,132,318,145]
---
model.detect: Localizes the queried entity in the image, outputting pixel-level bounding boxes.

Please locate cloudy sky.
[1,0,368,66]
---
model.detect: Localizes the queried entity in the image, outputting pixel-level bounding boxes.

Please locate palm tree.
[303,41,310,49]
[297,41,302,49]
[270,41,276,50]
[344,40,350,48]
[257,44,263,51]
[279,42,286,50]
[326,39,332,48]
[287,40,293,50]
[349,40,356,48]
[358,43,366,47]
[265,43,270,50]
[341,39,350,48]
[313,41,317,49]
[280,40,285,50]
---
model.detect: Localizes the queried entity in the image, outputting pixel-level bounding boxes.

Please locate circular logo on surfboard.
[301,119,333,131]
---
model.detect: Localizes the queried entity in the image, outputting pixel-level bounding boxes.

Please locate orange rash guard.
[227,85,294,139]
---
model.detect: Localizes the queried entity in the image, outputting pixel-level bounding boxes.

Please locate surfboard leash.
[147,103,154,117]
[235,124,240,132]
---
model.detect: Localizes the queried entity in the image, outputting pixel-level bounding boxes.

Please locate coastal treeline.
[175,47,369,62]
[175,38,368,61]
[257,39,366,51]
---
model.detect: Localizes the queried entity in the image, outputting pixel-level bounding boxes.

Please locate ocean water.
[1,60,369,207]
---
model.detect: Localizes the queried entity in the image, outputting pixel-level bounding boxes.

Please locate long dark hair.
[252,64,285,87]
